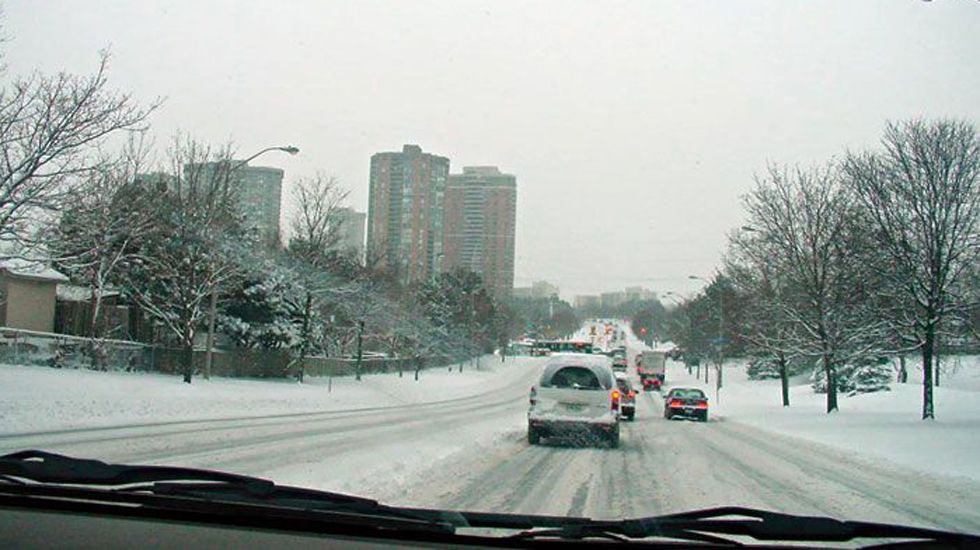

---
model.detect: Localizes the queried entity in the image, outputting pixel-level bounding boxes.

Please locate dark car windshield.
[670,389,706,399]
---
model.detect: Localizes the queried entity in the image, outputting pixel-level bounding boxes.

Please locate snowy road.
[2,353,979,534]
[403,388,980,534]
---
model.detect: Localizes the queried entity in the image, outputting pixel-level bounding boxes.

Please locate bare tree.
[287,173,350,382]
[0,51,158,254]
[47,135,157,339]
[290,173,350,266]
[125,137,254,383]
[725,239,799,407]
[739,163,886,413]
[844,119,980,419]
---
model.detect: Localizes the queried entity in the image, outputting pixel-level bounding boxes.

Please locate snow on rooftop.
[0,258,68,282]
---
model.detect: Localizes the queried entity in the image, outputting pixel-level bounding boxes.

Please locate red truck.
[637,350,666,391]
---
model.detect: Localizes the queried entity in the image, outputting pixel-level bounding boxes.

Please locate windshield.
[1,0,979,542]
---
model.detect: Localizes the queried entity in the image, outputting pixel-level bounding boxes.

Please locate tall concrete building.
[184,161,285,249]
[443,166,517,299]
[336,207,366,264]
[366,145,449,282]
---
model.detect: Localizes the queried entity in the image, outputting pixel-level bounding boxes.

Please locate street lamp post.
[689,275,724,396]
[664,291,693,374]
[203,145,299,380]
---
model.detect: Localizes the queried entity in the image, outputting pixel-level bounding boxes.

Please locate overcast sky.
[6,1,979,299]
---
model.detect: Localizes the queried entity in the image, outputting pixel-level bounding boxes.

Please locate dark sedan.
[663,387,709,422]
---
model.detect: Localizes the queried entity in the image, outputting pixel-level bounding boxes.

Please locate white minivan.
[527,353,621,448]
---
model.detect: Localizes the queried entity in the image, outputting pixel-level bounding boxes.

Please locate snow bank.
[0,355,540,435]
[662,357,980,482]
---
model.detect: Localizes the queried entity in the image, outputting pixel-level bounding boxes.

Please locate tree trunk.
[181,336,194,384]
[88,274,106,370]
[898,355,908,383]
[778,354,789,407]
[922,325,935,420]
[824,354,838,413]
[933,337,941,388]
[704,362,709,384]
[89,273,103,339]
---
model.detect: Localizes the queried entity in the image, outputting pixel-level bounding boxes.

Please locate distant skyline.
[6,1,980,299]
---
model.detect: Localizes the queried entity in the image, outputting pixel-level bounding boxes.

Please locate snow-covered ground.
[621,316,980,484]
[0,355,530,435]
[661,360,980,483]
[2,331,980,532]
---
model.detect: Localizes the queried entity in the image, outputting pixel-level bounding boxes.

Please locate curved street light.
[204,145,300,380]
[235,145,300,169]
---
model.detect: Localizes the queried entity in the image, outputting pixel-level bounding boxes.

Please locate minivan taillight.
[611,389,621,409]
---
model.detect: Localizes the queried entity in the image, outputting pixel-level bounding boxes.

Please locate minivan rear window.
[543,366,602,390]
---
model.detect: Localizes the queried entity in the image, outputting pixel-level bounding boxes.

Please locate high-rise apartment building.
[336,207,367,264]
[184,161,285,249]
[366,145,449,282]
[443,166,517,299]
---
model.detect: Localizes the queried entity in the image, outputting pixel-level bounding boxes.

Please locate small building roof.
[56,284,121,302]
[0,259,69,283]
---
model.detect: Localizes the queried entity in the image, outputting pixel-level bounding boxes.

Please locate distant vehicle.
[614,373,636,421]
[666,347,684,360]
[527,355,620,448]
[664,387,709,421]
[508,341,534,356]
[638,350,666,391]
[612,356,628,373]
[531,339,594,355]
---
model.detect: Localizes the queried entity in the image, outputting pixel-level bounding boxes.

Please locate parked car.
[663,387,709,422]
[527,355,620,447]
[614,373,636,421]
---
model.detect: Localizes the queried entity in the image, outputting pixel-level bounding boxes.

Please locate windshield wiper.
[504,506,980,546]
[0,449,274,493]
[4,452,977,546]
[0,450,456,534]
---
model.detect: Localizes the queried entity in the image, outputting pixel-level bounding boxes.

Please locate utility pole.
[203,284,218,380]
[202,145,299,380]
[717,289,724,390]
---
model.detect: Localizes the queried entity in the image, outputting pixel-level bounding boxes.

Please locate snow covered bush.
[811,358,892,395]
[746,358,781,380]
[848,360,892,395]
